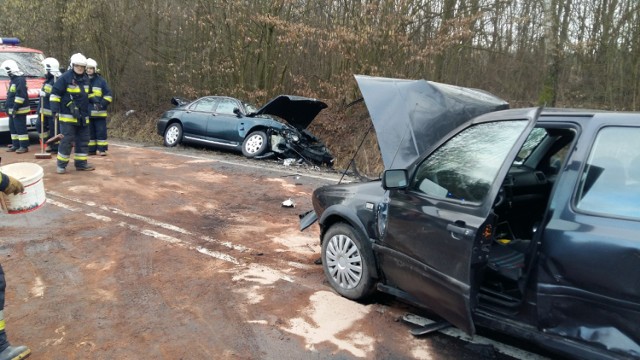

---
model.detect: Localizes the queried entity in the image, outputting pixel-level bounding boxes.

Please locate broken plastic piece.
[282,198,295,208]
[283,158,296,166]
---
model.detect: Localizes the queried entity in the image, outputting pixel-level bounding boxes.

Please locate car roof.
[0,44,43,53]
[470,107,638,124]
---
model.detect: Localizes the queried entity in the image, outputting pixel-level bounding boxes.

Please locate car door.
[377,108,539,334]
[181,97,218,140]
[205,97,244,144]
[536,118,640,357]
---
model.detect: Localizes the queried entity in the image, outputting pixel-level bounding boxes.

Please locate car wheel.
[322,223,376,300]
[242,130,268,157]
[164,123,183,147]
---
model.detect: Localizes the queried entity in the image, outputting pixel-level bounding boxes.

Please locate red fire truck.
[0,37,46,144]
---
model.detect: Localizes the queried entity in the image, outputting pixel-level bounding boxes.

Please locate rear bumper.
[0,114,38,133]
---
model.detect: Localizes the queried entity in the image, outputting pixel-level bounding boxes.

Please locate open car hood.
[252,95,328,130]
[355,75,509,169]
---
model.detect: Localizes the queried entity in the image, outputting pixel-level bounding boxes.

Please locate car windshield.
[244,103,257,113]
[0,51,46,78]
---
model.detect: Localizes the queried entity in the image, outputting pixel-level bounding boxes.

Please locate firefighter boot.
[0,345,30,360]
[0,328,30,360]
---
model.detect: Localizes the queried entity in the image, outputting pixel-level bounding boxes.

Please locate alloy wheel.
[325,233,363,290]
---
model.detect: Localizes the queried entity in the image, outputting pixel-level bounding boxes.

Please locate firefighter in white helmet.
[50,53,95,174]
[85,58,113,156]
[39,57,62,153]
[1,60,30,153]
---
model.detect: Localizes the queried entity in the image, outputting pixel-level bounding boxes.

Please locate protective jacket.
[50,69,91,125]
[4,75,29,115]
[38,72,56,116]
[88,74,112,118]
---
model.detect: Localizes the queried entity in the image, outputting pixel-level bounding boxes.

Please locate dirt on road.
[0,142,538,360]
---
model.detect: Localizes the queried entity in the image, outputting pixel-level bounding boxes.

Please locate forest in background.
[1,0,638,173]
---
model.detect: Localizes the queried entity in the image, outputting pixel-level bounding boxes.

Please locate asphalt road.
[0,141,553,359]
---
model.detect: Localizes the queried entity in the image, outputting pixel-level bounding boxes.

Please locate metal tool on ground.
[35,96,51,159]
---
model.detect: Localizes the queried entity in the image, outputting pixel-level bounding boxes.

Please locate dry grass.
[108,111,164,146]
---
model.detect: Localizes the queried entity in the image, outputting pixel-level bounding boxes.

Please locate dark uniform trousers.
[57,120,91,169]
[88,117,108,153]
[0,263,9,352]
[8,115,28,150]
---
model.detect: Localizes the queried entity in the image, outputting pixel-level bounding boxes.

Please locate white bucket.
[0,162,46,214]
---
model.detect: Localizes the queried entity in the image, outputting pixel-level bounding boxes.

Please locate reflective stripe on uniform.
[50,94,61,103]
[58,114,78,123]
[67,85,81,94]
[57,153,70,162]
[16,105,30,114]
[90,110,108,117]
[74,153,88,161]
[0,309,4,331]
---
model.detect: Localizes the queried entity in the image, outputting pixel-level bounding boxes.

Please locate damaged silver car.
[302,75,640,360]
[157,95,334,167]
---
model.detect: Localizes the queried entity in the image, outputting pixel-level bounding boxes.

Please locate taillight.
[0,111,7,118]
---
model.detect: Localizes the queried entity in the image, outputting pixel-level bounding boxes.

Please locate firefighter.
[40,57,62,153]
[50,53,95,174]
[85,58,112,156]
[1,60,30,154]
[0,171,31,360]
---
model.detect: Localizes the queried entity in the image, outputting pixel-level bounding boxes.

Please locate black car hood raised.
[252,95,328,130]
[355,75,509,169]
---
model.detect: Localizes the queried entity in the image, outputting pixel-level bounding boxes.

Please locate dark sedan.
[156,95,334,166]
[302,75,640,360]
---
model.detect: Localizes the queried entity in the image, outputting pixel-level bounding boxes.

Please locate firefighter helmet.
[42,57,61,76]
[69,53,87,67]
[86,58,97,70]
[1,59,21,76]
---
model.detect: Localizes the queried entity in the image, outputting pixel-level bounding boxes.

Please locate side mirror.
[382,169,408,190]
[233,107,242,117]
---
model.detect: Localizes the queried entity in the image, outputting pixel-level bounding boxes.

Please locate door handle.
[446,223,473,240]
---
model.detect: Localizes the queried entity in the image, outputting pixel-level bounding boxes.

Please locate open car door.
[377,108,540,334]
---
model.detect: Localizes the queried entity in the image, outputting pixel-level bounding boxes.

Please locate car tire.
[242,130,268,157]
[322,222,376,300]
[164,123,183,147]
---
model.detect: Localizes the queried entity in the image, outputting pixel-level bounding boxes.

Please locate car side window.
[215,99,238,115]
[191,98,217,112]
[576,126,640,220]
[411,121,528,203]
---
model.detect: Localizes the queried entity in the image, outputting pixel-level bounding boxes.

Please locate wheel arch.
[164,118,183,134]
[318,206,379,279]
[241,124,273,141]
